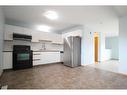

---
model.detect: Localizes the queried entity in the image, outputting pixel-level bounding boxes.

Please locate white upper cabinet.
[23,27,32,35]
[4,24,32,40]
[31,31,40,42]
[12,25,24,34]
[4,24,63,44]
[37,32,63,44]
[4,24,21,40]
[4,25,13,40]
[39,32,52,41]
[51,33,63,44]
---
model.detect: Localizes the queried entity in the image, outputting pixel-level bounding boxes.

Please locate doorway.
[94,32,99,64]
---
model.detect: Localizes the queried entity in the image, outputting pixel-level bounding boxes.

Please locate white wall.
[0,7,5,76]
[83,27,94,65]
[119,16,127,74]
[83,26,112,64]
[83,27,111,64]
[83,27,111,65]
[99,33,111,62]
[106,36,119,60]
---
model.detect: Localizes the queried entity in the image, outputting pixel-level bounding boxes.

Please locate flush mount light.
[43,11,58,20]
[37,25,51,32]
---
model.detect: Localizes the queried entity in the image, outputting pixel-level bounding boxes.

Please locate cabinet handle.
[33,54,41,55]
[33,59,41,61]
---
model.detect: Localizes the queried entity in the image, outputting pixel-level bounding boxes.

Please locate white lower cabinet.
[33,52,42,66]
[33,52,61,66]
[41,52,60,64]
[3,51,61,69]
[3,52,12,69]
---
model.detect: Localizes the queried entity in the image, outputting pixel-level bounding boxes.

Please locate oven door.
[13,51,33,70]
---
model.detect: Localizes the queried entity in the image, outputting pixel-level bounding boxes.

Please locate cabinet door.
[39,32,52,41]
[41,52,60,64]
[10,25,24,34]
[4,24,25,40]
[50,52,60,62]
[4,25,13,40]
[57,34,63,44]
[23,27,32,35]
[31,31,40,42]
[3,52,12,69]
[52,33,63,44]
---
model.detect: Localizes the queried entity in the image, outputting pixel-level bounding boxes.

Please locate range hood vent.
[13,33,32,41]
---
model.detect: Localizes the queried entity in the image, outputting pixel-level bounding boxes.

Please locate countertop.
[3,50,64,53]
[3,51,12,52]
[33,50,63,52]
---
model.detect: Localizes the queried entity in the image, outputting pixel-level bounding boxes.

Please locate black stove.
[13,45,33,70]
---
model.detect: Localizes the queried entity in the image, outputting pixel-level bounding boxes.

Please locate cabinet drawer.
[33,56,41,60]
[33,52,41,59]
[33,53,41,55]
[33,59,41,61]
[33,59,42,66]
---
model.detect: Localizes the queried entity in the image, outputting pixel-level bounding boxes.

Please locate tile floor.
[0,63,127,89]
[89,60,119,73]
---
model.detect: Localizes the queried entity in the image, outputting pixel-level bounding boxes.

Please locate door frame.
[94,32,99,64]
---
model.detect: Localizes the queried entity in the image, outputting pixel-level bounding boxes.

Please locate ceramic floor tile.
[0,63,127,89]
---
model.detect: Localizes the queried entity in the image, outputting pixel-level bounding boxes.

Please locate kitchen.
[1,6,124,89]
[1,0,127,95]
[3,23,82,70]
[3,24,60,69]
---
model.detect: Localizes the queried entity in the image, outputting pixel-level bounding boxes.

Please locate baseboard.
[111,58,119,60]
[3,62,63,70]
[33,62,63,67]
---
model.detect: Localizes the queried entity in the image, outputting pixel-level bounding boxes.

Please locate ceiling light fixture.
[43,11,58,20]
[37,25,51,32]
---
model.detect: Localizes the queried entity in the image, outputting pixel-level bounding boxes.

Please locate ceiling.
[113,6,127,17]
[2,6,126,36]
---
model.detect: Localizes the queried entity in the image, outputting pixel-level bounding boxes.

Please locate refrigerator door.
[63,36,81,67]
[63,37,73,67]
[72,37,81,67]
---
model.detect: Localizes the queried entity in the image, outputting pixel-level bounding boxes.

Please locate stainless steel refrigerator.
[63,36,81,67]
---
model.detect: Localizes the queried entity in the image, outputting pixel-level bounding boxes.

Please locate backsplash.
[4,40,63,51]
[31,42,63,51]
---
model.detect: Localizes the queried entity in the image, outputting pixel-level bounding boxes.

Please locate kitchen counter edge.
[3,50,64,53]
